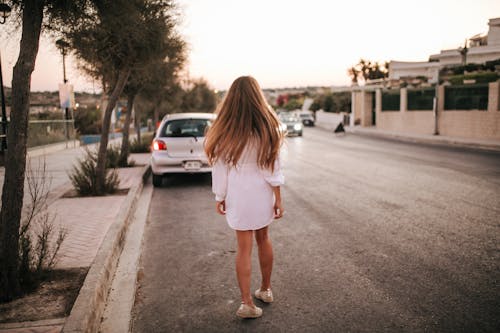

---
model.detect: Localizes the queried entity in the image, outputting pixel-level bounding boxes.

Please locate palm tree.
[348,66,360,85]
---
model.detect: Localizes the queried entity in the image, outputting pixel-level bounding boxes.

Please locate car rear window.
[280,117,299,122]
[160,118,212,138]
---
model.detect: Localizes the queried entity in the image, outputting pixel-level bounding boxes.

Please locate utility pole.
[433,70,440,136]
[0,52,7,152]
[56,39,71,145]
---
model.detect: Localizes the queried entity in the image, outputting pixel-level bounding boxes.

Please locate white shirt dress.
[211,142,284,231]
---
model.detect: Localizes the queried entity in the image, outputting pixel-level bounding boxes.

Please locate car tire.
[298,131,303,137]
[152,174,163,187]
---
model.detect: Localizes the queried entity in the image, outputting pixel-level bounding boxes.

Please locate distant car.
[151,113,216,187]
[279,114,303,136]
[298,112,315,126]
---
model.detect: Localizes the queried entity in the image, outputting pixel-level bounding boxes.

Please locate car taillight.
[152,140,167,151]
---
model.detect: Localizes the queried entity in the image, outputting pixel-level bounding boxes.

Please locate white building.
[388,61,441,83]
[389,17,500,82]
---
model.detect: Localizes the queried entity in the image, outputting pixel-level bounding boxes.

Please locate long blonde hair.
[205,76,283,170]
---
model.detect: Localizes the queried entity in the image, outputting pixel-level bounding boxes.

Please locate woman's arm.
[272,186,284,219]
[212,158,228,215]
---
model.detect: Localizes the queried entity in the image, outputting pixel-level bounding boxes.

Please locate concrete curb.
[0,318,65,330]
[99,182,153,333]
[345,127,500,153]
[61,164,151,333]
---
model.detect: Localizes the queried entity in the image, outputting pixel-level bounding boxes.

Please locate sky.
[1,0,499,92]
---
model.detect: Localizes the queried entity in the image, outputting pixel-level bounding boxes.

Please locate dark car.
[298,112,315,126]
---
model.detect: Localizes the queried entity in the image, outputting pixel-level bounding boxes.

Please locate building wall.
[428,17,500,65]
[377,111,435,135]
[315,110,346,130]
[374,82,500,141]
[351,91,363,125]
[487,18,500,45]
[361,92,373,126]
[438,111,500,139]
[350,91,374,127]
[389,61,440,83]
[430,46,500,65]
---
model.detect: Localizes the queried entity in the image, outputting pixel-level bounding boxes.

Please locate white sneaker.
[255,288,274,303]
[236,303,263,318]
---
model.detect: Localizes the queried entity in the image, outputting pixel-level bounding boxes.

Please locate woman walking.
[205,76,285,319]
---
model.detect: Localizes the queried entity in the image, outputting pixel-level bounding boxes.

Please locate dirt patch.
[62,188,129,198]
[0,268,88,323]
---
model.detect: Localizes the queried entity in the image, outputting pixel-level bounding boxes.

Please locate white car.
[278,114,303,136]
[151,112,216,187]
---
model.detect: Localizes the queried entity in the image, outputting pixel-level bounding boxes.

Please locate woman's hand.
[274,200,284,219]
[216,200,226,215]
[272,186,284,219]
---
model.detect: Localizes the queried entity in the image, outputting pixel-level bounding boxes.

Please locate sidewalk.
[345,126,500,152]
[0,142,151,333]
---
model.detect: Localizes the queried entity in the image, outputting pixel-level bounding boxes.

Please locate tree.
[61,0,182,193]
[347,59,389,85]
[180,78,217,113]
[0,0,89,302]
[311,92,351,113]
[134,35,186,134]
[283,98,303,111]
[118,3,186,165]
[276,94,288,107]
[347,66,360,85]
[323,94,334,112]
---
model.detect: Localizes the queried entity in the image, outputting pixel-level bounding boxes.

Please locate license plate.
[184,161,201,170]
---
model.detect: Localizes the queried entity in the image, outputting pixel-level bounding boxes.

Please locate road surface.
[131,127,500,332]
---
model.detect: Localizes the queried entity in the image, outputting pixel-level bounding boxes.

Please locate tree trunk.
[153,95,163,133]
[0,0,44,302]
[118,92,135,167]
[153,104,159,131]
[135,105,141,145]
[95,68,130,194]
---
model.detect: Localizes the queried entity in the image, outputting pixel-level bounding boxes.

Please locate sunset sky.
[1,0,499,92]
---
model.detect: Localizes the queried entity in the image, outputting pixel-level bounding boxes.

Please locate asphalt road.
[131,127,500,333]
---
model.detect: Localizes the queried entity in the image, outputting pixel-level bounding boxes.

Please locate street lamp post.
[56,39,71,143]
[0,3,11,153]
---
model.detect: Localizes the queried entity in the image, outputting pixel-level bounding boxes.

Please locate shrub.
[106,145,121,168]
[107,144,136,168]
[484,58,500,71]
[74,106,102,135]
[69,147,120,196]
[19,158,68,290]
[448,72,499,85]
[130,133,154,153]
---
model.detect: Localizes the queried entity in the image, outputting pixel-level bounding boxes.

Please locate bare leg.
[236,230,254,306]
[255,226,273,291]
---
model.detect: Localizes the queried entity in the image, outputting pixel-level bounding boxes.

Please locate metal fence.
[407,88,435,111]
[27,119,76,148]
[381,90,400,111]
[444,83,489,111]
